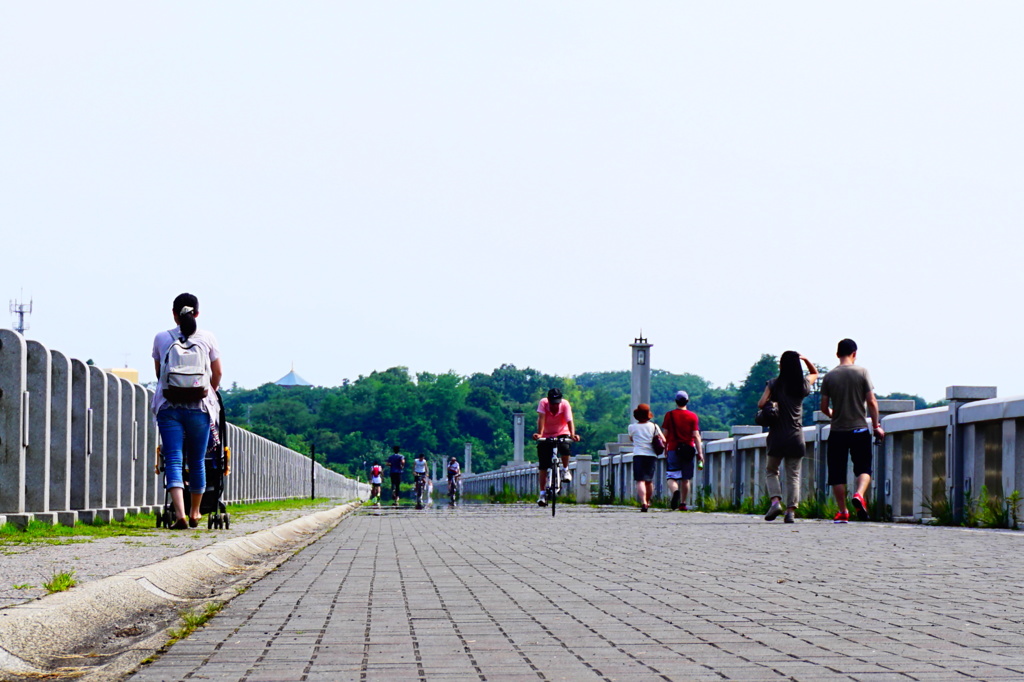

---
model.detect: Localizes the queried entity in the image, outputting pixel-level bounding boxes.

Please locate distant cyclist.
[413,453,429,508]
[387,446,406,506]
[369,462,383,506]
[532,388,580,507]
[447,457,461,504]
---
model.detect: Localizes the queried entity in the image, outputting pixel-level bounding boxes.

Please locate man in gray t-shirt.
[820,338,884,523]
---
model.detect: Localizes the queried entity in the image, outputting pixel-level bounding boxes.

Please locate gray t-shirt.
[820,364,874,432]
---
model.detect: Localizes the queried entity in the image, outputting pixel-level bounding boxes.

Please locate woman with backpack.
[627,403,662,512]
[758,351,818,524]
[152,293,222,529]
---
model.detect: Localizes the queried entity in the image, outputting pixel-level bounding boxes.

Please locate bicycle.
[538,436,572,517]
[447,476,460,507]
[414,473,427,509]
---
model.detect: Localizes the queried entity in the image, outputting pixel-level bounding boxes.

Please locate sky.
[2,2,1023,403]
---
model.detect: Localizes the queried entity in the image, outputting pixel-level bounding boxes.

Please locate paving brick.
[126,505,1024,681]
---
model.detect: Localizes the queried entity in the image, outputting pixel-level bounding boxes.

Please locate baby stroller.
[156,391,232,529]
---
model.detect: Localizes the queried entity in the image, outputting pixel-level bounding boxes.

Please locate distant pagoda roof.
[275,367,313,387]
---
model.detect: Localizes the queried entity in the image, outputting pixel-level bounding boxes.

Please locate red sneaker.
[833,510,849,524]
[851,493,869,521]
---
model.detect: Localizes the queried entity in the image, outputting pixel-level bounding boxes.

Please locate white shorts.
[666,470,684,480]
[371,476,382,485]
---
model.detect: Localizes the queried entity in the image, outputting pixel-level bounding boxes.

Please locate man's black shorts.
[826,429,873,486]
[537,438,571,470]
[390,472,402,489]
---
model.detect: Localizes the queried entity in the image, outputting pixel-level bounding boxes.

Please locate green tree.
[734,354,779,427]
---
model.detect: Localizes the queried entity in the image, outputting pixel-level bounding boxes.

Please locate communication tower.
[10,293,32,335]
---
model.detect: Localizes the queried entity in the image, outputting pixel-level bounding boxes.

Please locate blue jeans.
[157,407,210,494]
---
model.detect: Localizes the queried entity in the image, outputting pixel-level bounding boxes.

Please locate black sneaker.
[537,497,547,507]
[670,490,681,511]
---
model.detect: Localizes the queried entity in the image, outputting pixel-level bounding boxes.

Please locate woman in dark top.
[758,351,818,523]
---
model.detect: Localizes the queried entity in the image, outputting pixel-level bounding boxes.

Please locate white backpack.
[160,332,211,403]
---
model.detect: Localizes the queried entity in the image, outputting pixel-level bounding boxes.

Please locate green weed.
[12,583,33,590]
[796,493,838,521]
[488,484,519,504]
[921,494,954,526]
[167,602,224,645]
[43,570,77,593]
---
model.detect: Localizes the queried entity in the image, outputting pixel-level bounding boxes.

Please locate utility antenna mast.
[10,293,32,335]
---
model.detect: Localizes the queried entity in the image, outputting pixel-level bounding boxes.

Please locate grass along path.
[0,497,353,546]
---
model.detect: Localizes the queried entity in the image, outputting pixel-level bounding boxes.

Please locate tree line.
[221,357,939,480]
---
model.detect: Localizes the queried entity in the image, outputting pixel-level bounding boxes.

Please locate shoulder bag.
[651,423,666,455]
[754,381,779,428]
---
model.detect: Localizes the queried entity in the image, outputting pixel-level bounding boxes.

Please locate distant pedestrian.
[369,463,383,506]
[760,352,818,524]
[627,404,662,512]
[661,391,703,511]
[820,339,885,523]
[387,446,406,506]
[152,293,222,530]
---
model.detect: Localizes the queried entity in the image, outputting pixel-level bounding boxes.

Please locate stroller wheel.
[156,513,163,528]
[223,513,230,530]
[208,515,215,530]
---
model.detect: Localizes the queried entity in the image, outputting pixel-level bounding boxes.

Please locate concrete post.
[133,384,148,512]
[629,336,652,423]
[464,442,472,475]
[88,365,109,520]
[118,377,134,516]
[49,350,74,525]
[26,340,54,522]
[106,373,123,519]
[874,399,915,518]
[947,386,997,524]
[512,411,525,464]
[575,454,592,503]
[0,329,29,526]
[813,410,830,501]
[730,426,762,506]
[70,359,91,514]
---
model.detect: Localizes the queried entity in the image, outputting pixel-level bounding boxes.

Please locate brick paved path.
[129,504,1024,681]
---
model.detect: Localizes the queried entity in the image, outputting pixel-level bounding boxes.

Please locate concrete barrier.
[0,329,369,526]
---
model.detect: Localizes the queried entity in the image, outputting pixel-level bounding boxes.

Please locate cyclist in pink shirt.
[532,388,580,507]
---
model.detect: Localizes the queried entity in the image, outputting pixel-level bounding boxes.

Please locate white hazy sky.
[3,2,1022,402]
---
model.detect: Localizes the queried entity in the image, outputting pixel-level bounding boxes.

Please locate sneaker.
[640,504,649,512]
[679,503,688,512]
[537,497,547,507]
[784,511,795,524]
[851,493,869,521]
[561,467,572,483]
[764,500,783,522]
[833,510,849,524]
[670,490,681,511]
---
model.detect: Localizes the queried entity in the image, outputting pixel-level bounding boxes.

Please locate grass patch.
[225,497,338,518]
[0,498,353,546]
[488,484,519,504]
[12,583,34,590]
[166,602,224,646]
[0,513,155,546]
[43,570,77,593]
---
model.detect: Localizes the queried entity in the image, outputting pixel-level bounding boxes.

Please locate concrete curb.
[0,501,361,679]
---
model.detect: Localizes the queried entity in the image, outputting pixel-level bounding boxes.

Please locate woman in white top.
[627,403,662,512]
[152,293,222,529]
